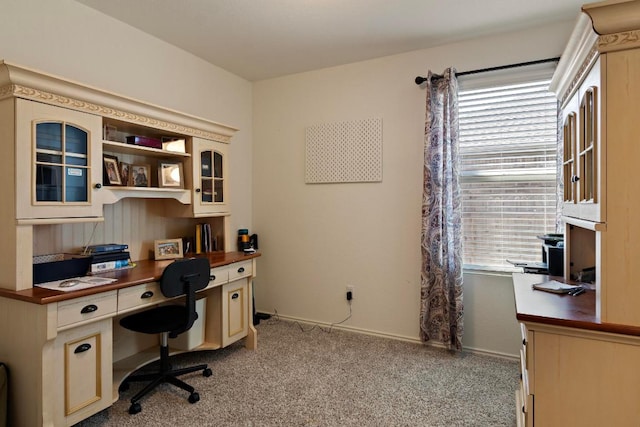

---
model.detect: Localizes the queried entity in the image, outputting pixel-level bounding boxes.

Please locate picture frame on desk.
[154,238,184,260]
[131,164,151,187]
[158,161,184,188]
[103,154,122,185]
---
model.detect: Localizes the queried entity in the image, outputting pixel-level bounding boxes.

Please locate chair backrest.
[160,257,210,298]
[160,257,210,336]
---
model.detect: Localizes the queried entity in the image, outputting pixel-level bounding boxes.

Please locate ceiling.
[75,0,585,81]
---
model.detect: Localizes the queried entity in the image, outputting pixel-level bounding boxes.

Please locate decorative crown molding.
[583,0,640,36]
[550,13,599,106]
[598,29,640,52]
[558,44,599,107]
[0,61,237,143]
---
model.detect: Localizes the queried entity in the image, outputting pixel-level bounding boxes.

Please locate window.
[458,69,558,271]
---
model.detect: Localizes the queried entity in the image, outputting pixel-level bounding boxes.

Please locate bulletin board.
[305,118,383,184]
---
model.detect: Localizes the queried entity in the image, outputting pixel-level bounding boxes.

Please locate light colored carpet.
[76,319,518,426]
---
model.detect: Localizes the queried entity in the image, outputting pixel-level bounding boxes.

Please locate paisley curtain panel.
[420,68,464,351]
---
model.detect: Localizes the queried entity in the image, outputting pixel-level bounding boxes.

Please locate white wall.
[253,20,574,357]
[0,0,253,235]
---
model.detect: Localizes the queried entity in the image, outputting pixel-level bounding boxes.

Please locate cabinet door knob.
[571,175,580,183]
[141,291,154,299]
[195,188,201,193]
[74,343,92,354]
[81,304,98,314]
[95,183,102,189]
[522,338,526,346]
[238,267,245,273]
[210,275,216,280]
[232,293,239,299]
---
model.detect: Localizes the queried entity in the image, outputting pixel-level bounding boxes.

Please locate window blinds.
[458,79,558,270]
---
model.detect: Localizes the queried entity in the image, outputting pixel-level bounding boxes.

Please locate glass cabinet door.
[199,150,224,203]
[192,138,228,216]
[579,87,597,204]
[35,122,90,203]
[562,112,577,204]
[16,98,103,220]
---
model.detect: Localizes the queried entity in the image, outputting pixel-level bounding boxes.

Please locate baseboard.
[262,311,519,361]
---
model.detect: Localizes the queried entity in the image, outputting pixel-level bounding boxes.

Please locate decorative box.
[126,135,162,149]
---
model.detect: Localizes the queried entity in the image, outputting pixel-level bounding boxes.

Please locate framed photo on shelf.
[154,238,184,260]
[131,164,151,187]
[158,161,184,188]
[119,162,132,186]
[103,154,122,185]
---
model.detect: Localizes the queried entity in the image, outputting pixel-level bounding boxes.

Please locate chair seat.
[120,305,194,335]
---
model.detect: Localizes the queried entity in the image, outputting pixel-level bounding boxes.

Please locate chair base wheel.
[129,402,142,414]
[203,368,212,377]
[188,392,200,404]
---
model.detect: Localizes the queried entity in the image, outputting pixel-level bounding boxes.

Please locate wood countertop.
[0,251,261,305]
[513,272,640,337]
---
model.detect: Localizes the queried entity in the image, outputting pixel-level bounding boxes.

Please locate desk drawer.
[58,291,117,329]
[206,265,229,289]
[118,282,165,314]
[229,260,252,281]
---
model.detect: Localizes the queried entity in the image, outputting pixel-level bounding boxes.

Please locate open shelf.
[102,186,191,204]
[102,140,190,159]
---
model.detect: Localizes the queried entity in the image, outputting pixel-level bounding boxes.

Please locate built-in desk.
[513,273,640,426]
[0,251,260,427]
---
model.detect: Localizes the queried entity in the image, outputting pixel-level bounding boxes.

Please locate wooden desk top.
[513,272,640,337]
[0,251,261,305]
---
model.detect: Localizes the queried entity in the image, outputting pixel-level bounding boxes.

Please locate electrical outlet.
[346,285,354,300]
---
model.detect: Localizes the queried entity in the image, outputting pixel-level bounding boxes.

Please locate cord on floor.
[267,301,352,333]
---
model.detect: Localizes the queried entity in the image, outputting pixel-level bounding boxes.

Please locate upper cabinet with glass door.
[15,99,103,221]
[560,57,605,223]
[191,137,229,216]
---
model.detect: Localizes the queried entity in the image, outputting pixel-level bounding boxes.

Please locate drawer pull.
[237,267,245,273]
[80,304,98,314]
[74,343,92,354]
[210,275,216,281]
[141,291,154,299]
[522,338,526,346]
[232,293,239,300]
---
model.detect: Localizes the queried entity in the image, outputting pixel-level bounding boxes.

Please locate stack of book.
[195,224,218,254]
[84,243,132,273]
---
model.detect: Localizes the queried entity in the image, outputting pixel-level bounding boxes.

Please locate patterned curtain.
[420,68,464,351]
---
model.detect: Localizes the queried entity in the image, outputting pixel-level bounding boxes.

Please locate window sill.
[463,265,518,277]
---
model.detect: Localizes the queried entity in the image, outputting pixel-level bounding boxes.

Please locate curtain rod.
[414,57,561,85]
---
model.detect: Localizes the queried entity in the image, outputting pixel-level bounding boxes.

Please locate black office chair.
[119,257,213,415]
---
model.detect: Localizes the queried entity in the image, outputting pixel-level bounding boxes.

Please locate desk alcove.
[0,252,260,427]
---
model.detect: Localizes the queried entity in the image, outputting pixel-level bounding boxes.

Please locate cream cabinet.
[551,3,640,327]
[560,59,605,223]
[520,322,640,427]
[516,323,534,427]
[518,1,640,424]
[51,318,113,426]
[190,137,230,217]
[15,98,103,221]
[221,279,249,347]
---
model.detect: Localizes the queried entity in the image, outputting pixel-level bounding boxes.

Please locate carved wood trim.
[0,83,232,143]
[558,44,599,107]
[598,29,640,53]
